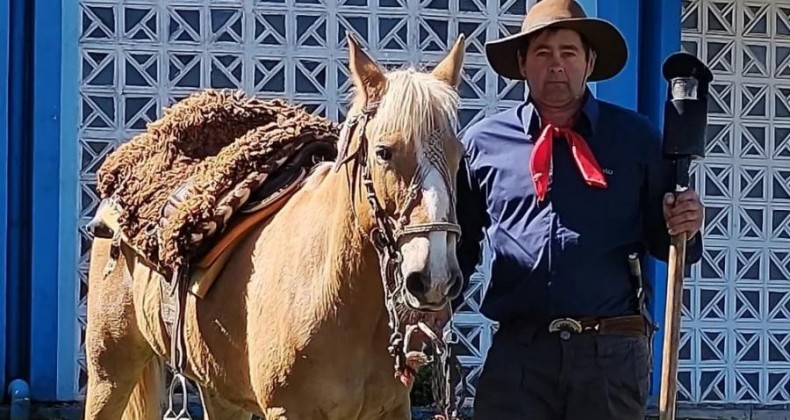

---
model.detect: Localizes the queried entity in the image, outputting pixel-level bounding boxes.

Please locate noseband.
[335,99,464,417]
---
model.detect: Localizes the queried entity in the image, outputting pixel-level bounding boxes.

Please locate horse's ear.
[432,34,466,88]
[347,32,386,99]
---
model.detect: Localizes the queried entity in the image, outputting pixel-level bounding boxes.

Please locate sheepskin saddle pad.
[92,89,339,277]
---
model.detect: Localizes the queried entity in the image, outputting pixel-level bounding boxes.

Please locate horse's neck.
[292,163,384,322]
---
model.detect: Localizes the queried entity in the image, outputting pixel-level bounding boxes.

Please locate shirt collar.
[519,88,599,139]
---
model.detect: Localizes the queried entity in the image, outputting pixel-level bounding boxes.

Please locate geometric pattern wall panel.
[74,0,527,401]
[681,0,790,405]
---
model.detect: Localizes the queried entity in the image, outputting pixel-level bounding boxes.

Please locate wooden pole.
[656,52,712,420]
[658,230,688,420]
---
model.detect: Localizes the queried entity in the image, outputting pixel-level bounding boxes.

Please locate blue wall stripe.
[575,0,597,96]
[595,0,642,111]
[6,0,31,388]
[638,0,682,404]
[0,0,10,391]
[29,0,63,400]
[57,0,80,399]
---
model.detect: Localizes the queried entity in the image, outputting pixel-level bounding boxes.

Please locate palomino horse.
[83,33,467,420]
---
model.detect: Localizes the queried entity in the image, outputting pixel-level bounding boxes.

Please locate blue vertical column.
[569,0,597,96]
[57,0,80,401]
[6,0,31,394]
[28,0,80,401]
[29,0,63,400]
[637,0,682,405]
[0,0,10,392]
[577,0,642,110]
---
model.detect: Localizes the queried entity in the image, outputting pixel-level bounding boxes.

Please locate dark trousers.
[472,323,652,420]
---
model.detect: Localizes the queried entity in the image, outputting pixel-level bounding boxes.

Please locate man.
[453,0,704,419]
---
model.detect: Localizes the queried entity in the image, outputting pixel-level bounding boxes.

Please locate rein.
[336,100,466,419]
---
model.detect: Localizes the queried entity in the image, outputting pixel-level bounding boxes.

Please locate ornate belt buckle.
[548,318,583,334]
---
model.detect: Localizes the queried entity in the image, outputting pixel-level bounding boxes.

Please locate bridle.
[334,100,462,238]
[334,99,466,418]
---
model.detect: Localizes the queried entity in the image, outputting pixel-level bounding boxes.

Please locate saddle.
[89,139,336,298]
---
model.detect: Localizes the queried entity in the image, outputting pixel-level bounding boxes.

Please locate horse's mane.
[368,68,460,147]
[302,67,460,190]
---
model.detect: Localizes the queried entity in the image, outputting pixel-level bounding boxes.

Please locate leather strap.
[577,314,649,337]
[162,264,189,375]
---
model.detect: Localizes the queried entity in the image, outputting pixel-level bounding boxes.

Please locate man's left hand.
[663,190,704,239]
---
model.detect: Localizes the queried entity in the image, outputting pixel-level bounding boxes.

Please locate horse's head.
[335,33,466,312]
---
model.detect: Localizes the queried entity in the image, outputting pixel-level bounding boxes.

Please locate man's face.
[519,29,595,108]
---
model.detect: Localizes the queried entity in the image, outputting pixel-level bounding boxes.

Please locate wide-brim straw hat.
[485,0,627,81]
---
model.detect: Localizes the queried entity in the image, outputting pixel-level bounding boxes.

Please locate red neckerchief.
[529,122,608,202]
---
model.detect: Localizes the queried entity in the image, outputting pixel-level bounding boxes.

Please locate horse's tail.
[122,356,164,420]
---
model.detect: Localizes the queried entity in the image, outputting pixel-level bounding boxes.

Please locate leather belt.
[547,314,648,338]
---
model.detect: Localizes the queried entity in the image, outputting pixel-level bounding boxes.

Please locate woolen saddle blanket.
[92,89,339,284]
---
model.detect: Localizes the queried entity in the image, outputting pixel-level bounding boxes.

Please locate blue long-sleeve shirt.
[455,91,703,325]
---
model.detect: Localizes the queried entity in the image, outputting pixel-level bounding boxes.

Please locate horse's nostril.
[405,271,427,297]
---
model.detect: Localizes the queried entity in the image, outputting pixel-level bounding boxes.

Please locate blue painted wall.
[580,0,682,403]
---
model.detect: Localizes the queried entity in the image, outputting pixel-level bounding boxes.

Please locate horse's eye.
[375,146,392,161]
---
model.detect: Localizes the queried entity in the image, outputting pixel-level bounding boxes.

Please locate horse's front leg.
[84,238,160,420]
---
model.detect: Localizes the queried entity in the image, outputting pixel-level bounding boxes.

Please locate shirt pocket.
[597,162,643,227]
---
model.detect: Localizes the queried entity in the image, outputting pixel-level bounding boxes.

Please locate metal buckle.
[548,318,583,334]
[163,373,193,420]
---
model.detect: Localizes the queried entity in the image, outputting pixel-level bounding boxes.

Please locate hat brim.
[484,18,628,82]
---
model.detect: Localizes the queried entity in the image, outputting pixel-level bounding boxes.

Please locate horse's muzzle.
[403,269,462,311]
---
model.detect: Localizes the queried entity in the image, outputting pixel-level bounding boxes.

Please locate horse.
[82,32,467,420]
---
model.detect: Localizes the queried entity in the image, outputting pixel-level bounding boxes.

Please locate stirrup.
[163,373,193,420]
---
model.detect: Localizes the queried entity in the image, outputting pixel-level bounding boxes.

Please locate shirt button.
[547,281,552,286]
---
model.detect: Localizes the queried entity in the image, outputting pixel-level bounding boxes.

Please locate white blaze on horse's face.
[398,153,464,312]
